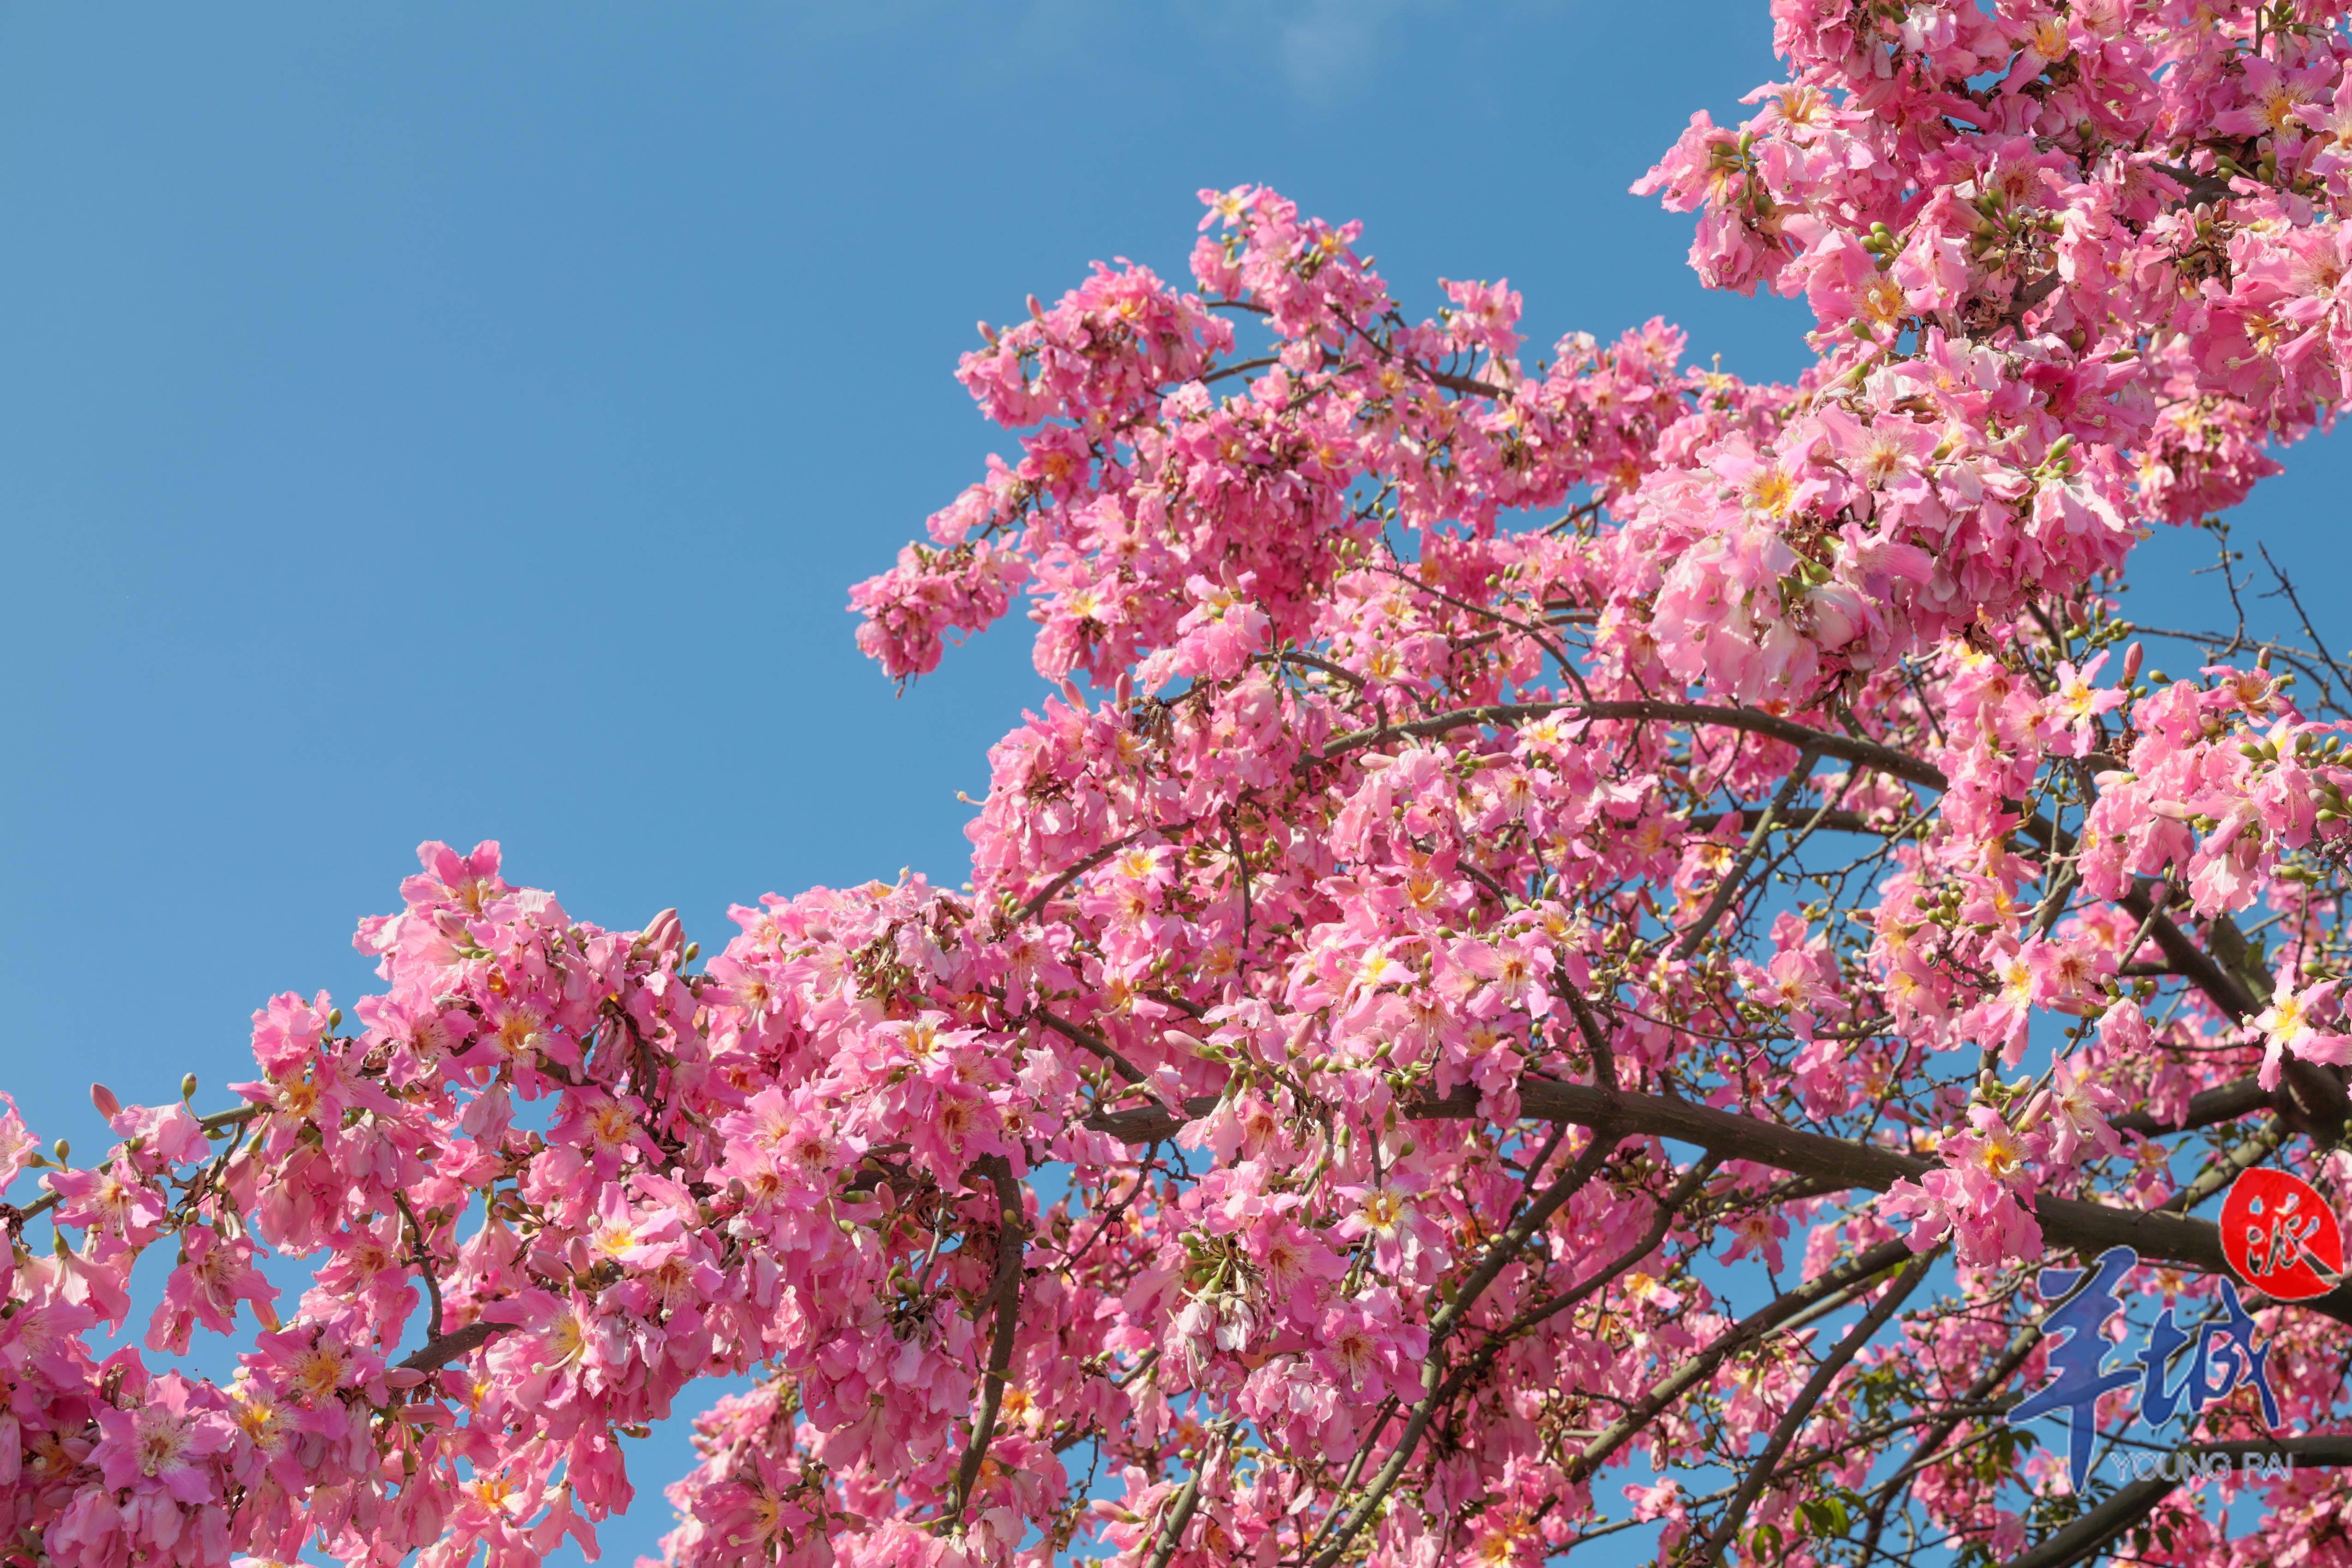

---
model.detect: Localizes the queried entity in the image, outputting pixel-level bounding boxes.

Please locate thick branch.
[1996,1437,2352,1568]
[949,1154,1028,1519]
[1307,700,1945,790]
[2109,1074,2273,1136]
[1084,1082,2352,1323]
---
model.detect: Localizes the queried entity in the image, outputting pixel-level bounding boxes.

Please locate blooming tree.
[17,3,2352,1567]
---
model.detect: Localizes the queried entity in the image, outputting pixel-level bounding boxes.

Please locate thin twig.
[1676,749,1819,960]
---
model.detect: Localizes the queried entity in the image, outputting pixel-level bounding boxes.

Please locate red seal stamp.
[2221,1167,2345,1302]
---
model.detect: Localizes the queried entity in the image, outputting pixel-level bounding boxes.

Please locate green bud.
[52,1140,68,1163]
[181,1073,198,1101]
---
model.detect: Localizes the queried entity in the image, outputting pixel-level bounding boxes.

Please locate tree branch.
[1144,1420,1233,1568]
[1308,701,1943,791]
[2109,1074,2274,1136]
[949,1154,1028,1519]
[1568,1240,1916,1482]
[1309,1125,1620,1568]
[1442,1155,1720,1394]
[1676,748,1819,959]
[1022,1000,1160,1095]
[397,1319,508,1373]
[1694,1252,1936,1564]
[1996,1437,2352,1568]
[1016,821,1197,923]
[394,1190,446,1341]
[1084,1081,2352,1323]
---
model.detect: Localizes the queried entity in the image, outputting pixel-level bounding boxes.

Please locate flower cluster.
[13,4,2352,1568]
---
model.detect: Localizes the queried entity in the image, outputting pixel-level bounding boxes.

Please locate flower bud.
[88,1084,119,1121]
[2121,641,2143,682]
[52,1140,68,1163]
[181,1074,198,1101]
[327,1008,342,1031]
[638,909,686,964]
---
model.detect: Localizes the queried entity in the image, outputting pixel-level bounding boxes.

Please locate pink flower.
[0,1091,35,1192]
[249,989,334,1077]
[2022,1056,2123,1169]
[1333,1182,1446,1283]
[90,1377,233,1502]
[2253,978,2352,1090]
[1315,1289,1426,1406]
[1882,1107,2047,1269]
[2037,656,2125,757]
[147,1227,279,1353]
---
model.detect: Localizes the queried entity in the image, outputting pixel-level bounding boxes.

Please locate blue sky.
[5,3,2349,1562]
